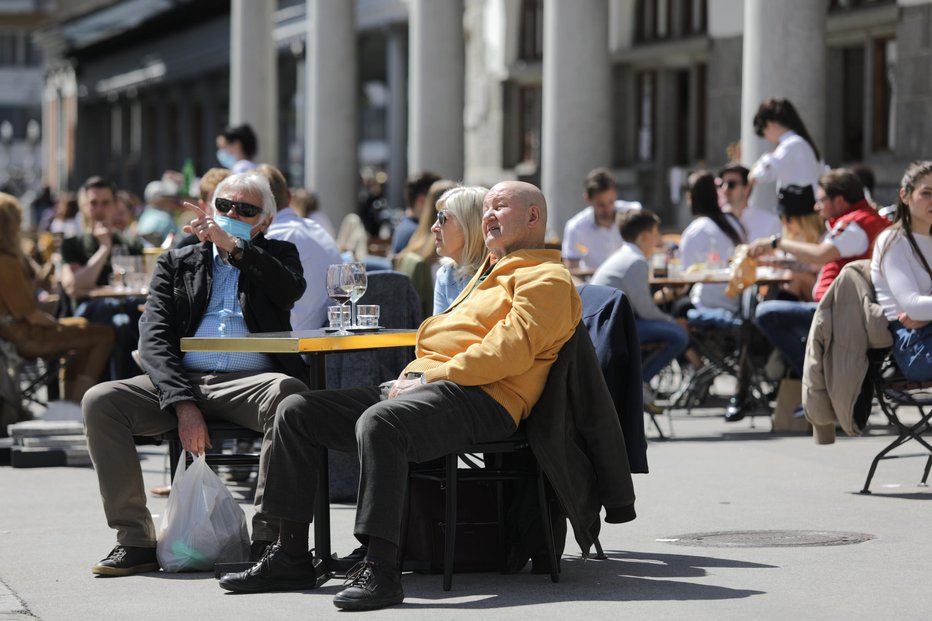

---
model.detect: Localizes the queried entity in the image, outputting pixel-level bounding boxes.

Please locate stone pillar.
[408,0,464,179]
[741,0,827,211]
[541,0,611,238]
[386,25,408,211]
[230,0,277,165]
[305,0,357,228]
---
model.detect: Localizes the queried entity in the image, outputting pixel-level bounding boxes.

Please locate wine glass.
[347,262,367,328]
[326,264,352,334]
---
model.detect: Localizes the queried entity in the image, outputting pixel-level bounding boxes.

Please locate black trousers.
[261,381,516,546]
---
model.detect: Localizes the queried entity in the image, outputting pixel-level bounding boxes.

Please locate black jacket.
[577,284,649,473]
[139,234,307,411]
[526,324,636,553]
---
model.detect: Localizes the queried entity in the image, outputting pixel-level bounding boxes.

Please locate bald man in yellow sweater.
[220,181,582,610]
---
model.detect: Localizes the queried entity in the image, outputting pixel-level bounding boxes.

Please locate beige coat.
[802,260,892,444]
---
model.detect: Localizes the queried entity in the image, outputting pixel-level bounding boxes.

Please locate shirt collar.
[623,240,645,259]
[778,130,798,144]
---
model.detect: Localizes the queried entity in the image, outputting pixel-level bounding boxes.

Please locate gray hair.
[211,172,277,220]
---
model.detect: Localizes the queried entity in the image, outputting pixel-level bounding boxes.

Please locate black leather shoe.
[219,542,320,593]
[724,400,746,422]
[333,560,404,611]
[92,545,159,576]
[331,544,368,574]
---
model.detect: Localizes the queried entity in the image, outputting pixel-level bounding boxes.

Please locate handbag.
[156,453,250,572]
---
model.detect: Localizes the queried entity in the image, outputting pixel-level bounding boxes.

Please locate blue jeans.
[636,318,690,381]
[753,300,817,377]
[890,320,932,382]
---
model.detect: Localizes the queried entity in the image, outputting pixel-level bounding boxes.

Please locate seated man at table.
[591,209,689,407]
[219,180,582,611]
[748,168,889,378]
[82,172,309,576]
[61,176,146,380]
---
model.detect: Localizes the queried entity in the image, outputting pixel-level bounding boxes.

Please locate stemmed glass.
[347,262,367,328]
[326,264,352,335]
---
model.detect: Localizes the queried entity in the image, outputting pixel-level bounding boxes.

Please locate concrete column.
[386,25,408,211]
[305,0,357,228]
[740,0,827,211]
[230,0,277,165]
[408,0,464,179]
[541,0,611,237]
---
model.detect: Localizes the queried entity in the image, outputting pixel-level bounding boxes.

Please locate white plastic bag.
[157,453,250,572]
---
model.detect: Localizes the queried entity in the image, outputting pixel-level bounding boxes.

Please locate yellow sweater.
[404,249,581,424]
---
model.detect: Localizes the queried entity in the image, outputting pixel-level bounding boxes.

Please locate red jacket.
[813,200,889,301]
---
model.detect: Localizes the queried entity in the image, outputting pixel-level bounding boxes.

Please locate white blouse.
[750,131,825,191]
[871,228,932,322]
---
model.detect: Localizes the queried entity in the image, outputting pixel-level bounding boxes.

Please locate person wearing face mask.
[82,172,309,577]
[216,123,259,173]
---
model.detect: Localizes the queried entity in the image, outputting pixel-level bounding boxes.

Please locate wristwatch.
[770,234,781,250]
[230,237,245,260]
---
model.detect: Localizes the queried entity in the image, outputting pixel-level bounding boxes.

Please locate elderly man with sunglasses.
[82,172,309,576]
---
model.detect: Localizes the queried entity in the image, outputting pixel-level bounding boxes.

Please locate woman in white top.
[431,185,488,315]
[680,170,745,314]
[749,98,825,193]
[871,161,932,381]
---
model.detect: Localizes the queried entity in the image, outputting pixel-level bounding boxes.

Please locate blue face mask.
[214,214,254,240]
[216,149,237,169]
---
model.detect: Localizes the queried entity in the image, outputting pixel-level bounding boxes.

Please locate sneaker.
[333,560,404,611]
[218,542,320,593]
[92,545,159,576]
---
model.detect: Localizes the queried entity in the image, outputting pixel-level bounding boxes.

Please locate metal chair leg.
[443,453,457,591]
[536,468,559,582]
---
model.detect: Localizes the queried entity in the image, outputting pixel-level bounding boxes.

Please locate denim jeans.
[635,318,690,381]
[890,320,932,382]
[753,300,817,377]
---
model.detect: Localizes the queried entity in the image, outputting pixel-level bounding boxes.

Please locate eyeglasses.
[215,197,262,218]
[436,210,449,226]
[716,180,743,190]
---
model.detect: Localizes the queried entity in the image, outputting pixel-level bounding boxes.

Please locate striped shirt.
[182,246,274,373]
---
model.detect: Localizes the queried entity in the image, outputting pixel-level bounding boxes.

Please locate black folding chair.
[860,348,932,494]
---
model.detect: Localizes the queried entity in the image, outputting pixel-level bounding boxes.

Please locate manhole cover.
[661,530,875,548]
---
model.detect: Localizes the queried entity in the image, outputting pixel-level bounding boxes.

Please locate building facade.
[29,0,932,236]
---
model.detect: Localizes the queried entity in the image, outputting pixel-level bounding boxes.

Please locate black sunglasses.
[716,180,742,190]
[215,197,262,218]
[436,210,449,226]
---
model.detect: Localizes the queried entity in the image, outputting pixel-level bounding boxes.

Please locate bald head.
[482,181,548,258]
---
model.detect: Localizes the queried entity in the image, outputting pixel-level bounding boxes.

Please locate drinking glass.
[326,264,352,335]
[110,245,129,290]
[347,262,367,328]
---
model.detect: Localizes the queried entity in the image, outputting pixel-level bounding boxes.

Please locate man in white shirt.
[718,163,781,241]
[562,167,641,271]
[258,165,342,331]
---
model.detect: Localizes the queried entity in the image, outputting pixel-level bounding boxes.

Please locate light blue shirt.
[182,246,274,373]
[433,262,472,315]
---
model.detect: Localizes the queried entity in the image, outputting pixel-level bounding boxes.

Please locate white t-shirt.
[750,131,825,191]
[561,201,643,270]
[267,208,343,331]
[680,216,740,312]
[871,228,932,322]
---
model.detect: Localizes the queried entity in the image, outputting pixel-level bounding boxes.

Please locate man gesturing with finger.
[83,172,308,576]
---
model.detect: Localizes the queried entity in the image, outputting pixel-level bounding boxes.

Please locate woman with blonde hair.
[432,185,489,314]
[399,179,458,263]
[0,192,114,402]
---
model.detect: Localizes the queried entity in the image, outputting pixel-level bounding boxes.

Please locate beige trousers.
[82,371,307,547]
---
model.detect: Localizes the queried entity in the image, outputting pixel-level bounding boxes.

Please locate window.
[503,83,541,172]
[636,0,707,42]
[518,0,543,62]
[872,38,894,152]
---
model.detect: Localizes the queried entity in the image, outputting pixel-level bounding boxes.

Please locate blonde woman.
[431,185,489,314]
[0,192,114,402]
[773,184,823,302]
[398,179,457,264]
